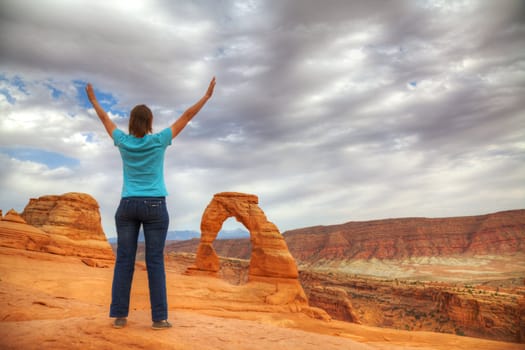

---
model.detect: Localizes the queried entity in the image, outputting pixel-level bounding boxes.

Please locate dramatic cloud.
[1,0,524,237]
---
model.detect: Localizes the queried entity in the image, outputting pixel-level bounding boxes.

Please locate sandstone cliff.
[284,210,525,263]
[0,193,114,261]
[22,192,107,241]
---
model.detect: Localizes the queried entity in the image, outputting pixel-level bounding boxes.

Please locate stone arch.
[186,192,299,281]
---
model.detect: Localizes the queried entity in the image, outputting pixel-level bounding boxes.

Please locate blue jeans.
[110,197,169,322]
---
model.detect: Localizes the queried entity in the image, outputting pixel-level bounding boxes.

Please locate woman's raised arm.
[85,83,117,138]
[170,77,216,139]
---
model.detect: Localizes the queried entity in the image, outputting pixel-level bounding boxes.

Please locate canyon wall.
[284,210,525,264]
[299,270,525,343]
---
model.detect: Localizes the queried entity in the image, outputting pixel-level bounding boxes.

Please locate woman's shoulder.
[150,128,172,146]
[112,128,128,145]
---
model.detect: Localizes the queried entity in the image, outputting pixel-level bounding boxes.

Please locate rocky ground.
[1,247,523,350]
[2,194,523,349]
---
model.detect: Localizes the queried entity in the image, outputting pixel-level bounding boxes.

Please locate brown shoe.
[152,320,172,330]
[113,317,127,329]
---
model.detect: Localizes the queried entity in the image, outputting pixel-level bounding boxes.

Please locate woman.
[86,77,216,330]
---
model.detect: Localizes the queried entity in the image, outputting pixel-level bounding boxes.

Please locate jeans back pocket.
[144,200,164,219]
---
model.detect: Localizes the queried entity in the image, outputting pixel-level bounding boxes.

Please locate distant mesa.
[284,209,525,264]
[0,192,114,261]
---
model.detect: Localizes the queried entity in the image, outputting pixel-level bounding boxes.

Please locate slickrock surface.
[22,192,107,241]
[1,247,522,350]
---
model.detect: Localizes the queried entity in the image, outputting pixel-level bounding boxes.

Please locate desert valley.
[0,192,524,349]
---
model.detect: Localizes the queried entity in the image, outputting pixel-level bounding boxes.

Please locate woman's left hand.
[205,77,216,100]
[85,83,97,104]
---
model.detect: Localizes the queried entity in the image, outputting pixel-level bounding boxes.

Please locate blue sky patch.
[0,87,15,104]
[10,75,28,94]
[81,132,96,143]
[44,82,63,99]
[74,80,128,117]
[0,147,80,169]
[0,73,29,103]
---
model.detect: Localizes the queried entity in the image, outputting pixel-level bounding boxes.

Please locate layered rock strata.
[306,285,360,324]
[300,270,525,343]
[22,192,107,241]
[167,210,525,268]
[284,210,525,263]
[0,193,113,261]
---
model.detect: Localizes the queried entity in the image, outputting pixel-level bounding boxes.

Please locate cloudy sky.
[1,0,524,237]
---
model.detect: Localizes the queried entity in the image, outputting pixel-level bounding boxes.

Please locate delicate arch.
[186,192,298,280]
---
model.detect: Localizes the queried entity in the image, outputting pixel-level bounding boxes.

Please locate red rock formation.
[0,193,114,261]
[0,218,113,260]
[0,215,56,253]
[187,192,299,280]
[306,285,360,324]
[284,210,525,263]
[186,192,311,310]
[21,192,107,241]
[164,209,525,342]
[3,209,27,224]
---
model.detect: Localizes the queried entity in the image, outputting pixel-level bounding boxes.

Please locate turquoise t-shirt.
[113,128,172,197]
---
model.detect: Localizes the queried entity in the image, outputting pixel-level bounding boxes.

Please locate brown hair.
[129,104,153,137]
